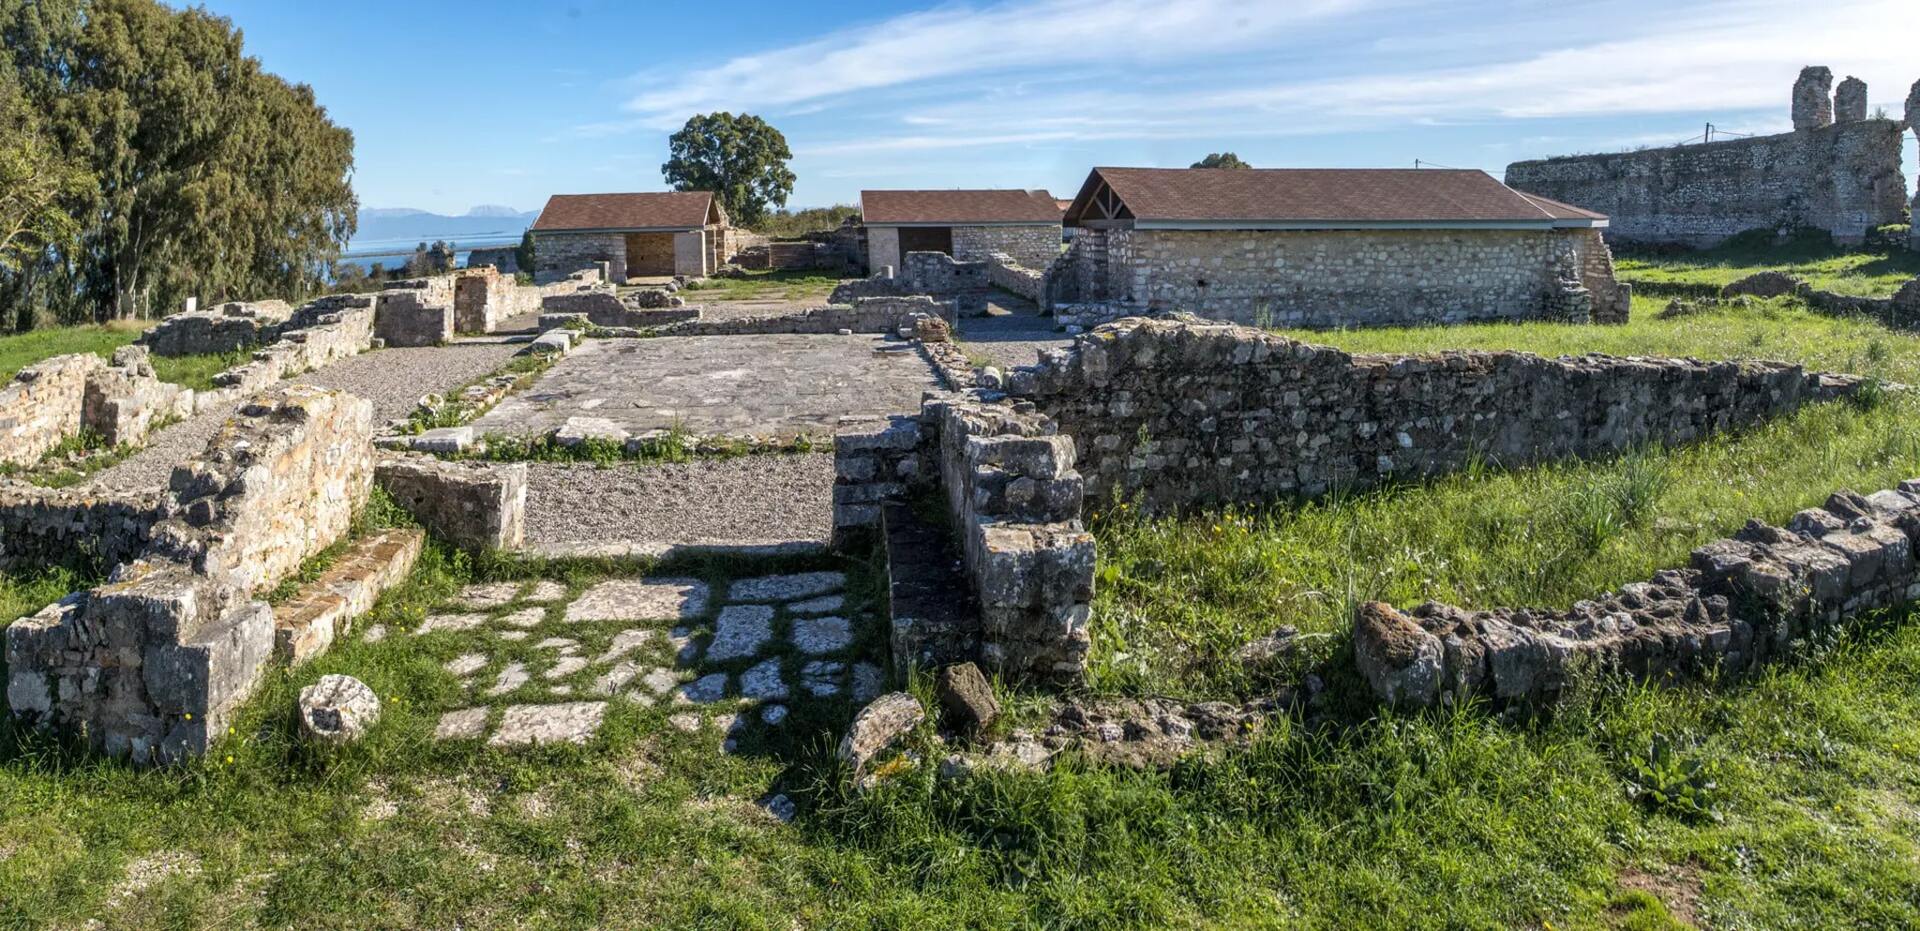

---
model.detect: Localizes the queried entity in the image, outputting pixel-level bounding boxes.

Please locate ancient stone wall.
[0,481,160,572]
[1010,317,1862,511]
[0,348,193,466]
[465,246,519,275]
[375,455,526,552]
[453,266,518,333]
[374,280,453,348]
[651,297,950,336]
[5,385,374,762]
[539,287,699,328]
[867,226,902,276]
[987,253,1045,302]
[535,232,627,284]
[951,224,1062,272]
[196,296,375,412]
[1088,227,1617,327]
[1505,111,1907,246]
[904,251,990,294]
[1356,482,1920,709]
[140,300,293,357]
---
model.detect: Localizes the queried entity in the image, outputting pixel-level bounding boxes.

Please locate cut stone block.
[523,581,567,603]
[787,594,845,615]
[435,707,489,740]
[488,701,607,747]
[417,612,489,635]
[727,571,846,603]
[274,529,423,665]
[598,628,652,663]
[566,578,710,622]
[454,581,521,610]
[485,662,529,697]
[443,653,488,676]
[707,605,775,661]
[792,616,853,655]
[553,415,629,447]
[741,658,789,700]
[679,672,729,704]
[496,607,545,629]
[411,426,476,454]
[800,660,845,697]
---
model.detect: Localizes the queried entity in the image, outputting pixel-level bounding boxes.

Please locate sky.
[194,0,1918,216]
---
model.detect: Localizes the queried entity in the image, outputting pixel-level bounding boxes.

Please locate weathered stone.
[434,707,488,740]
[553,415,629,447]
[444,653,488,676]
[679,672,729,704]
[741,658,789,700]
[485,662,529,697]
[706,605,774,661]
[597,628,652,663]
[272,529,423,665]
[1833,76,1869,123]
[1723,271,1808,299]
[455,581,521,610]
[296,674,381,745]
[496,607,545,628]
[851,662,885,703]
[791,615,853,655]
[417,612,489,634]
[838,692,925,774]
[935,662,999,735]
[800,660,845,696]
[727,571,846,603]
[410,427,476,454]
[787,594,845,615]
[544,656,588,680]
[565,578,709,622]
[488,701,606,747]
[1792,65,1834,130]
[376,456,527,553]
[1352,602,1443,708]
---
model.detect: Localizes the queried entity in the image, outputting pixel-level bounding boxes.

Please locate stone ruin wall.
[6,386,374,762]
[0,347,193,467]
[0,483,160,572]
[1908,80,1920,253]
[373,277,455,348]
[649,296,951,337]
[1505,69,1911,247]
[197,295,375,410]
[1091,227,1624,328]
[986,252,1045,302]
[1008,317,1863,512]
[140,299,292,357]
[951,225,1063,273]
[536,232,627,284]
[1356,482,1920,710]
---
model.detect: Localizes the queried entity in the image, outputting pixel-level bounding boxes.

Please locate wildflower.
[183,712,192,721]
[224,755,233,765]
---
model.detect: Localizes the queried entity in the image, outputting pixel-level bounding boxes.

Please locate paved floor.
[521,455,834,554]
[954,297,1073,371]
[468,335,939,440]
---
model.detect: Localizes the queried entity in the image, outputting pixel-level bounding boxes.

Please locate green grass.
[1614,232,1920,298]
[150,346,256,393]
[0,322,146,380]
[680,268,844,303]
[13,273,1920,925]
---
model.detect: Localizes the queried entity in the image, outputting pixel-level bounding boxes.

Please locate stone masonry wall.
[6,386,374,762]
[0,481,160,572]
[140,299,293,357]
[0,348,193,466]
[652,296,951,336]
[1505,120,1907,247]
[195,296,375,412]
[536,232,627,284]
[1011,317,1862,511]
[987,253,1045,302]
[374,279,454,348]
[952,224,1062,273]
[1356,482,1920,710]
[453,266,518,333]
[1100,227,1612,327]
[375,455,526,553]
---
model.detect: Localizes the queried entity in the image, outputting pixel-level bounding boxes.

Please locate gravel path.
[523,454,833,549]
[93,343,524,491]
[957,310,1072,371]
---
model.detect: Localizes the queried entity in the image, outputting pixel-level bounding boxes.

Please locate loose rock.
[297,674,381,745]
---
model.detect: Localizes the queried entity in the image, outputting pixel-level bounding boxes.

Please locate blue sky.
[199,0,1917,215]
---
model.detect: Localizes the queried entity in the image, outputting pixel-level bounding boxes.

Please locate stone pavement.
[955,301,1071,371]
[416,571,882,749]
[520,454,834,556]
[467,335,939,441]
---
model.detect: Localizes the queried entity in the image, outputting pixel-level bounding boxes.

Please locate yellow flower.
[224,755,233,765]
[183,713,192,721]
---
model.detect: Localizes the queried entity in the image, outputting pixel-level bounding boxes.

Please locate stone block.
[375,455,526,552]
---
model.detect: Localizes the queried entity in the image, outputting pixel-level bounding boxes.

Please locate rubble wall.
[1011,317,1863,510]
[0,481,160,572]
[6,385,374,762]
[952,224,1063,272]
[1505,120,1908,247]
[1356,483,1920,709]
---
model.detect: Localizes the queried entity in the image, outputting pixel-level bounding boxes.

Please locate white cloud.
[612,0,1373,130]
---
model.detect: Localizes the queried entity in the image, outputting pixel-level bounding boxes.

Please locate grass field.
[1614,234,1920,297]
[679,268,844,303]
[6,255,1920,926]
[0,321,242,391]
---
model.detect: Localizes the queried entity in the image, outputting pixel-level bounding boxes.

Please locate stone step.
[274,528,424,665]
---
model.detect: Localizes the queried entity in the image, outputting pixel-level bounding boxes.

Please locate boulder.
[1721,271,1807,300]
[297,674,381,744]
[1351,602,1442,708]
[935,662,999,736]
[838,691,924,774]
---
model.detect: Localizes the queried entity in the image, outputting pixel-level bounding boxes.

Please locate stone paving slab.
[564,578,710,622]
[468,335,939,440]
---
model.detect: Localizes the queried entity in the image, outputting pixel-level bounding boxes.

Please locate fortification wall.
[1010,317,1862,511]
[1505,119,1907,247]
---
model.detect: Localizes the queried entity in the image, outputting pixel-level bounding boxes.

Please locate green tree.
[0,67,83,274]
[0,0,355,325]
[1192,152,1251,169]
[515,229,535,275]
[661,112,795,228]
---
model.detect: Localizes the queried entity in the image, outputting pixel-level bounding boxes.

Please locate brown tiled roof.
[1514,190,1608,222]
[1066,168,1605,227]
[531,192,719,232]
[861,189,1063,225]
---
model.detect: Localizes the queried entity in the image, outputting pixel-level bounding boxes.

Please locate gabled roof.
[861,189,1063,226]
[1063,168,1607,230]
[1514,190,1609,223]
[532,192,723,233]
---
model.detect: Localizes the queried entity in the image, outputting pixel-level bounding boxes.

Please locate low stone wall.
[539,287,698,329]
[1011,317,1863,510]
[140,300,293,357]
[830,253,990,315]
[1357,482,1920,709]
[987,252,1044,302]
[0,481,160,572]
[452,266,522,333]
[1723,272,1920,328]
[374,279,453,348]
[6,385,375,762]
[0,347,192,466]
[652,297,951,336]
[375,455,527,552]
[196,296,375,412]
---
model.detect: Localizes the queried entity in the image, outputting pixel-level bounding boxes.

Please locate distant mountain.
[348,206,539,255]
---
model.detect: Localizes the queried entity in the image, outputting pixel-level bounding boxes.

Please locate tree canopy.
[0,0,356,327]
[1192,152,1252,169]
[661,112,795,228]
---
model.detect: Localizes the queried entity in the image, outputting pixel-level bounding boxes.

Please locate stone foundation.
[196,296,375,413]
[274,528,422,664]
[651,297,950,337]
[1357,482,1920,709]
[0,481,160,572]
[374,455,527,552]
[140,300,293,357]
[5,385,374,762]
[0,346,192,466]
[374,279,454,347]
[1011,316,1862,511]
